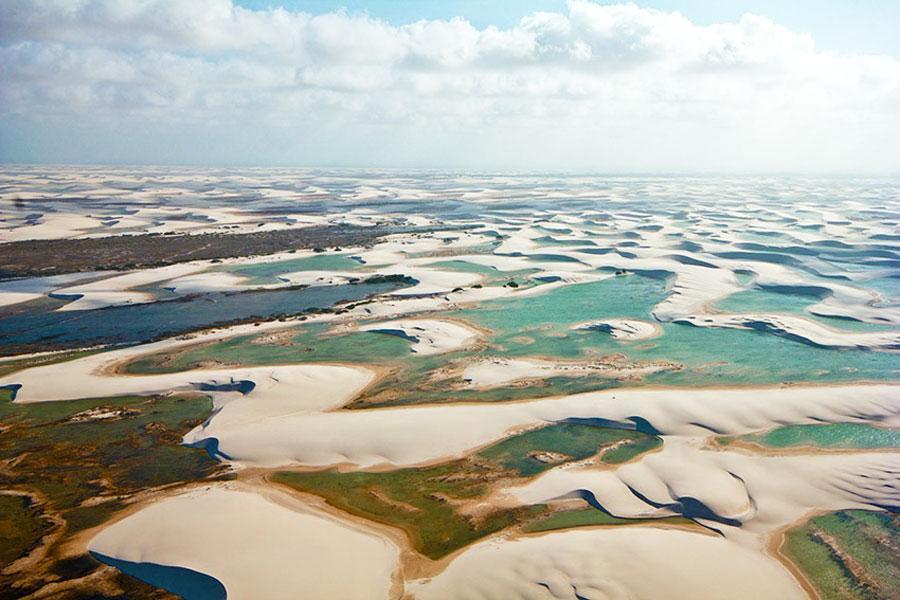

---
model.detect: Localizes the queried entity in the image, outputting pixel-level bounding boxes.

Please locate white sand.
[187,383,898,468]
[0,213,102,242]
[675,312,900,351]
[380,266,482,297]
[52,263,211,311]
[460,357,673,388]
[89,484,398,600]
[7,356,371,435]
[468,222,899,340]
[408,527,804,600]
[181,366,374,467]
[0,319,358,405]
[573,318,662,340]
[718,259,900,325]
[507,441,900,547]
[279,270,361,287]
[357,319,481,356]
[163,271,272,294]
[653,264,745,320]
[0,272,108,308]
[5,179,899,599]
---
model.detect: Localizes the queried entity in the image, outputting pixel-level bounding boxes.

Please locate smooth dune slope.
[408,527,805,600]
[89,484,399,600]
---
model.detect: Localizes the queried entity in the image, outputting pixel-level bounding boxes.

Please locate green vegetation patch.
[600,435,663,464]
[479,422,655,476]
[783,510,900,600]
[0,392,225,564]
[274,464,544,560]
[0,494,49,569]
[524,506,695,533]
[274,422,661,558]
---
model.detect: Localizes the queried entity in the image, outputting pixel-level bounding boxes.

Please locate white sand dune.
[187,383,898,468]
[10,335,892,469]
[7,358,370,427]
[408,527,804,600]
[436,253,594,275]
[493,227,545,255]
[0,319,368,407]
[4,174,899,600]
[358,319,481,356]
[8,318,895,468]
[0,213,102,242]
[163,271,274,294]
[278,270,362,287]
[573,318,662,340]
[507,441,900,547]
[163,259,484,299]
[0,248,323,309]
[382,266,483,296]
[675,312,900,351]
[51,263,211,311]
[653,265,744,320]
[184,364,374,435]
[89,484,398,600]
[460,357,674,388]
[484,230,898,341]
[0,272,108,308]
[717,259,900,325]
[347,231,496,267]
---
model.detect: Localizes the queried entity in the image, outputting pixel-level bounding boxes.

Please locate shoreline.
[767,512,827,600]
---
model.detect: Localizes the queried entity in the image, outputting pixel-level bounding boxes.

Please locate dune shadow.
[91,552,227,600]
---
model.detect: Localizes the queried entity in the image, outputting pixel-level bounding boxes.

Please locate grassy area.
[274,464,544,559]
[524,506,696,533]
[479,422,655,475]
[349,367,628,408]
[274,422,662,559]
[0,392,224,530]
[0,389,226,596]
[0,494,48,569]
[601,436,663,464]
[783,510,899,600]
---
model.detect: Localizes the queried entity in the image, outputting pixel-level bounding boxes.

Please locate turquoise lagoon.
[128,274,900,403]
[731,422,899,450]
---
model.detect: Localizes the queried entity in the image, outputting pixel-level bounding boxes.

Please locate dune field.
[1,169,897,599]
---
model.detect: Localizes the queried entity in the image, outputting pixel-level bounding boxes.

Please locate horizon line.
[2,162,899,179]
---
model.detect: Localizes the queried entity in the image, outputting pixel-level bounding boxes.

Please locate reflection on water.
[91,552,227,600]
[0,281,400,355]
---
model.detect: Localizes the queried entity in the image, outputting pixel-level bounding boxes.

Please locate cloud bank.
[1,0,898,171]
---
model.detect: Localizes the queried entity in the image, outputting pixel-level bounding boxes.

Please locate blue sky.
[235,0,900,55]
[1,1,899,172]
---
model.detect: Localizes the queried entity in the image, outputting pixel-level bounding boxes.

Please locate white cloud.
[0,0,898,171]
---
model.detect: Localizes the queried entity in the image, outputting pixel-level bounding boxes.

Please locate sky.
[1,0,899,173]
